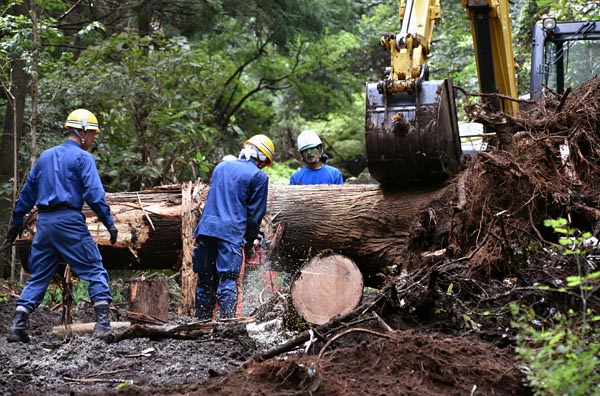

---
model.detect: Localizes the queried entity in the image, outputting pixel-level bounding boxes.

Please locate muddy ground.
[0,263,531,396]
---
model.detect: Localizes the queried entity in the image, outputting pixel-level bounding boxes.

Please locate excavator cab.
[530,19,600,101]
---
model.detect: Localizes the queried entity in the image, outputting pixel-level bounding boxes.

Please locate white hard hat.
[297,130,322,152]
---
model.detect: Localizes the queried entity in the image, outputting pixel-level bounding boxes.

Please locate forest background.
[0,0,598,277]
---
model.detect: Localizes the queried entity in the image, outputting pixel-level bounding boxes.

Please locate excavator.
[365,0,600,185]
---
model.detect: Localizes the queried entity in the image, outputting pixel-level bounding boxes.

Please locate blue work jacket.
[12,140,114,228]
[194,159,269,245]
[290,164,344,185]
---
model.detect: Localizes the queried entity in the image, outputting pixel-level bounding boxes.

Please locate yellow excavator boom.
[381,0,441,95]
[365,0,462,185]
[462,0,518,115]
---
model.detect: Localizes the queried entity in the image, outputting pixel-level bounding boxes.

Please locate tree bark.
[14,186,187,272]
[266,184,450,278]
[129,277,170,322]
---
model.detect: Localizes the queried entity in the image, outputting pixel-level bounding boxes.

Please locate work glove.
[108,224,118,245]
[244,242,255,259]
[256,231,266,248]
[6,224,24,244]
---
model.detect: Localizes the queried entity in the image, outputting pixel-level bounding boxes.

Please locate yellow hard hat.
[64,109,100,132]
[244,134,275,166]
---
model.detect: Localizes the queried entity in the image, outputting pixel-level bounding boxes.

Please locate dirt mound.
[0,277,530,396]
[124,331,526,396]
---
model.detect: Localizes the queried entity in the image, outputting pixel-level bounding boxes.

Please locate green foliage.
[544,218,593,256]
[0,1,67,80]
[110,282,124,305]
[263,160,295,186]
[42,284,62,307]
[535,0,599,20]
[512,219,600,395]
[42,279,124,307]
[202,0,358,50]
[117,380,133,388]
[512,306,600,396]
[41,32,223,190]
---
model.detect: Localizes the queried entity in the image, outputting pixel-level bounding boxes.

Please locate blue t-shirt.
[289,165,344,185]
[194,159,269,245]
[13,140,114,228]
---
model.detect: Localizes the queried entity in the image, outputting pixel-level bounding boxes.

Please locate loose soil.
[0,270,530,396]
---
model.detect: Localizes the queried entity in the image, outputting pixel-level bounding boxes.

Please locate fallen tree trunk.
[15,183,451,275]
[266,183,453,279]
[13,181,456,315]
[14,185,193,271]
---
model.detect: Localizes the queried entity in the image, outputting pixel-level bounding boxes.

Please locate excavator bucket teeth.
[364,79,462,186]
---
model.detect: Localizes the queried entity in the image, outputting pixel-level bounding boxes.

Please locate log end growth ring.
[291,253,364,325]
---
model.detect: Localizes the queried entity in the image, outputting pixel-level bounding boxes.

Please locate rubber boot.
[93,301,112,335]
[7,309,31,343]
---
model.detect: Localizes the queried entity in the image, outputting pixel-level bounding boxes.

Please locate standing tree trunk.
[0,61,30,278]
[179,180,209,317]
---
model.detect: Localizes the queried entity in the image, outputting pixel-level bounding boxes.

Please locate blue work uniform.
[12,139,114,312]
[192,158,269,319]
[289,164,344,185]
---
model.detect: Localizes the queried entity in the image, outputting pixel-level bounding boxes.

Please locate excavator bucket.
[364,79,463,186]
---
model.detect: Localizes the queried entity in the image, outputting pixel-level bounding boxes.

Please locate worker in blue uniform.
[193,134,275,319]
[5,109,118,343]
[289,130,344,185]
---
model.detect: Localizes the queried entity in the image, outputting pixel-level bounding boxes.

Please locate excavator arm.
[365,0,518,185]
[365,0,460,186]
[378,0,441,95]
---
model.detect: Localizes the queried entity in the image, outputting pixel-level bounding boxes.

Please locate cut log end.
[291,253,363,325]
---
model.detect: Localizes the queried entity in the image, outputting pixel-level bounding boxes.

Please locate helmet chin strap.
[74,116,90,147]
[73,128,88,147]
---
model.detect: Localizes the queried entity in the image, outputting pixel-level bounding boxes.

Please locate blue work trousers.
[193,236,243,319]
[16,209,112,312]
